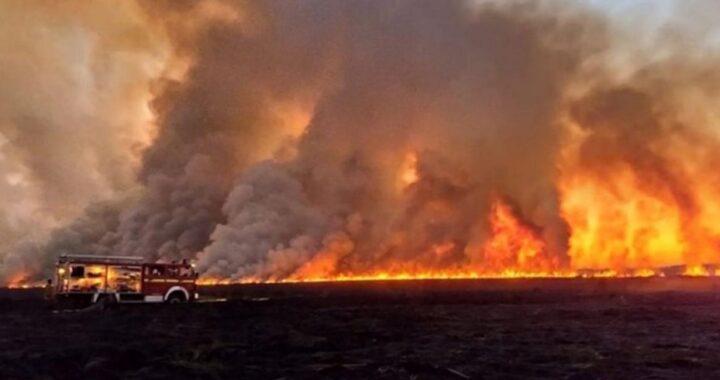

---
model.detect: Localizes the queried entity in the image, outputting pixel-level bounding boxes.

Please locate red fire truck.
[55,254,198,307]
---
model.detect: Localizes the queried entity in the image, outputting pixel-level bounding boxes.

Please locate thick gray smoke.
[196,0,595,280]
[109,0,339,264]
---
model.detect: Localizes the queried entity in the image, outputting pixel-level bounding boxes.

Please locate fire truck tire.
[95,294,117,307]
[166,291,187,303]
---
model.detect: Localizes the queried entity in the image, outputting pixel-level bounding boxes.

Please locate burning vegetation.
[2,1,720,286]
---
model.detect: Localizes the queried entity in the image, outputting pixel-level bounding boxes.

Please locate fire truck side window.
[108,265,141,293]
[179,266,193,277]
[146,265,164,276]
[70,266,85,278]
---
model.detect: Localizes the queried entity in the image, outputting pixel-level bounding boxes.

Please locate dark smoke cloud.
[109,0,339,266]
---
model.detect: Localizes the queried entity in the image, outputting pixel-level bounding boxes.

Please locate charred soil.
[2,278,720,379]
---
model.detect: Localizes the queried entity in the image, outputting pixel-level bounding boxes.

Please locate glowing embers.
[683,265,717,277]
[195,264,720,285]
[197,270,578,285]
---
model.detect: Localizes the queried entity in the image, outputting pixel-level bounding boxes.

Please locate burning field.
[2,0,720,287]
[2,0,720,377]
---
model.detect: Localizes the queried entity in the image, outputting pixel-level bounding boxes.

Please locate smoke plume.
[0,0,169,282]
[197,0,592,280]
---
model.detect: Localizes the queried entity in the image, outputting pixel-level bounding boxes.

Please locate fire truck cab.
[55,254,198,307]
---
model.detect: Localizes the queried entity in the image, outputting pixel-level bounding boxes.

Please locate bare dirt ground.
[2,278,720,379]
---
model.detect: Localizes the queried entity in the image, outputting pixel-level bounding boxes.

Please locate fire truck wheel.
[166,291,187,303]
[96,294,117,307]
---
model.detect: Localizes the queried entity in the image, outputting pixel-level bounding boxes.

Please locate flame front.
[198,196,702,285]
[270,198,573,283]
[198,152,720,285]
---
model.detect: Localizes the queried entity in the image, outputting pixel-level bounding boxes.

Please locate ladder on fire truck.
[57,254,144,264]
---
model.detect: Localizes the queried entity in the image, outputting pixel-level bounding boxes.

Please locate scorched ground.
[2,278,720,380]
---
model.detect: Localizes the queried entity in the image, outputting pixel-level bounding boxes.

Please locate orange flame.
[683,265,716,277]
[5,273,44,289]
[560,170,688,270]
[194,188,720,285]
[198,198,676,285]
[483,199,557,273]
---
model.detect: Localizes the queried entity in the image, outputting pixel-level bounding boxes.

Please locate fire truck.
[55,254,198,307]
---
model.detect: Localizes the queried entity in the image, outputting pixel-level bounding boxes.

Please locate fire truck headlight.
[57,268,66,276]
